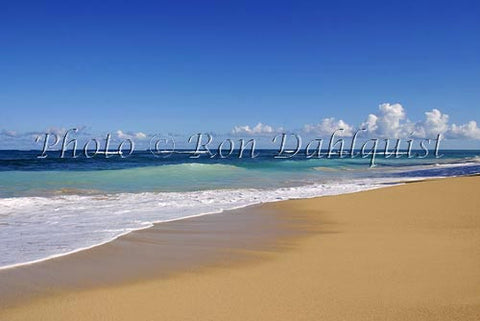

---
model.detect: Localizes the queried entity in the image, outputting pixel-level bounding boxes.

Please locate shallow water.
[0,149,479,268]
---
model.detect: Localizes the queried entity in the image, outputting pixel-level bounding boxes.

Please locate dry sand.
[1,176,479,320]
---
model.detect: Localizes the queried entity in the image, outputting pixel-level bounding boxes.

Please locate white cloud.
[304,103,480,141]
[361,114,378,133]
[134,132,147,139]
[360,103,414,138]
[425,109,449,134]
[232,122,282,135]
[116,130,129,139]
[413,109,449,138]
[231,103,480,141]
[303,118,353,136]
[360,104,480,140]
[450,121,480,140]
[116,130,148,140]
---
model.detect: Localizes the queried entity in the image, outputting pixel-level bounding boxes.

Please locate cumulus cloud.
[116,130,148,140]
[237,103,479,141]
[360,104,479,140]
[450,121,480,140]
[232,122,283,135]
[424,109,449,135]
[360,103,417,138]
[303,118,353,136]
[361,114,378,133]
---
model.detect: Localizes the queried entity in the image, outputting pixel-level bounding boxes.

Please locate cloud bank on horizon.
[1,103,480,150]
[232,103,480,140]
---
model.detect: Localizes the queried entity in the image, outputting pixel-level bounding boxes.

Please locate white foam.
[0,176,431,269]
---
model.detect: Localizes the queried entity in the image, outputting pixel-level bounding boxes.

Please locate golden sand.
[1,176,479,320]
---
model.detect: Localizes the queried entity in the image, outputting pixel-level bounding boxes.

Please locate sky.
[1,0,480,149]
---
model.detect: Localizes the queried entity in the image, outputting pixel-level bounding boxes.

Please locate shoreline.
[1,175,480,320]
[0,196,317,309]
[0,175,441,272]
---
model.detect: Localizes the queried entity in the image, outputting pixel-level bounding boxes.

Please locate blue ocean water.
[0,149,479,268]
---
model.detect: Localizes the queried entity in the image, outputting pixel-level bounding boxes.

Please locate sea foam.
[0,177,411,269]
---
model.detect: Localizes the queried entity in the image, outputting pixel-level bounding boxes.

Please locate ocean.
[0,149,479,269]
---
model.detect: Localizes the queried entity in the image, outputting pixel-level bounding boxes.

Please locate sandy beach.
[1,176,479,320]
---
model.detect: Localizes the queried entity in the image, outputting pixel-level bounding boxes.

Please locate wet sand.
[0,203,314,307]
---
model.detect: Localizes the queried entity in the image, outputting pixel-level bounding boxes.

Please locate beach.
[3,0,479,319]
[1,176,479,320]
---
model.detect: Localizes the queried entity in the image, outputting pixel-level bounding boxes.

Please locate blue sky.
[1,0,479,148]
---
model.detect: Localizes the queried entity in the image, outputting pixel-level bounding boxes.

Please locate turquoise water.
[0,149,479,268]
[1,150,479,197]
